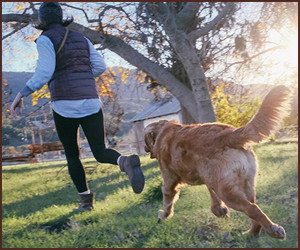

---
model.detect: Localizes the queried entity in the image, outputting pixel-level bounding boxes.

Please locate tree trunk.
[180,104,196,124]
[162,24,216,123]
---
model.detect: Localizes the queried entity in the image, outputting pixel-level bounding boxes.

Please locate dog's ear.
[144,131,155,151]
[144,127,157,158]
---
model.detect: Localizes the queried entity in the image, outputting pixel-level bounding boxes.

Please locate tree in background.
[2,2,298,125]
[95,68,125,142]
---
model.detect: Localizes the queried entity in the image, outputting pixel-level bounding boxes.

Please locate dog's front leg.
[159,180,180,220]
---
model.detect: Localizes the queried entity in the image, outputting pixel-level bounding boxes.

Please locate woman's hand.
[10,92,24,119]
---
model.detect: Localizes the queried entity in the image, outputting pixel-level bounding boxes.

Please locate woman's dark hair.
[34,16,74,31]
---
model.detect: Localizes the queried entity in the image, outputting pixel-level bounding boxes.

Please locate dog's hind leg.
[243,179,262,236]
[207,187,230,218]
[218,186,286,240]
[158,179,181,220]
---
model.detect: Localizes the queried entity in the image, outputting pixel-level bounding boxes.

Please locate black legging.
[53,108,121,193]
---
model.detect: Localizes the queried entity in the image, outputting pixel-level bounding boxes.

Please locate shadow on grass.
[37,211,80,233]
[2,211,81,248]
[2,160,162,219]
[1,174,128,219]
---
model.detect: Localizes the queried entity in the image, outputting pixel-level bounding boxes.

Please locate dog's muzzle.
[144,145,155,159]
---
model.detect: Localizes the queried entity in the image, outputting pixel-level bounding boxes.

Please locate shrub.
[211,82,262,128]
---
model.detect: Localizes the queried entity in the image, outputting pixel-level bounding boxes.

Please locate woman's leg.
[53,111,89,193]
[79,108,121,164]
[80,108,145,193]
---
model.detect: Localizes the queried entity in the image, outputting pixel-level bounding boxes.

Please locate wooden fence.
[2,141,64,163]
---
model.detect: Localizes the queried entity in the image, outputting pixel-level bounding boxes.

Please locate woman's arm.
[10,92,24,119]
[85,37,106,77]
[23,35,56,95]
[10,35,55,118]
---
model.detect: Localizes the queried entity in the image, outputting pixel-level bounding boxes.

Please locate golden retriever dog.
[144,85,291,240]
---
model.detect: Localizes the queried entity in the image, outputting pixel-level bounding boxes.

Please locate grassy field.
[2,138,298,248]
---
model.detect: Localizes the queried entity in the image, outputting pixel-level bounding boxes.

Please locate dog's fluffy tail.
[227,85,292,147]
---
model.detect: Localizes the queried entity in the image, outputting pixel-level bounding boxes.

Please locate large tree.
[2,2,298,124]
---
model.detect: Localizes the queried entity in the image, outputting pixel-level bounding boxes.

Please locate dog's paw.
[158,210,166,220]
[212,204,230,218]
[158,210,174,220]
[264,224,286,240]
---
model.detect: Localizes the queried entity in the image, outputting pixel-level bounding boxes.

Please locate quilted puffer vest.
[41,24,98,101]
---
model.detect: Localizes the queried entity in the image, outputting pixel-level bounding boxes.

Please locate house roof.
[130,97,181,122]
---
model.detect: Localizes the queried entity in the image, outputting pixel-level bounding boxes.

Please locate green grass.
[2,138,298,248]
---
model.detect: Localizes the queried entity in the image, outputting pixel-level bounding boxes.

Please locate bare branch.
[175,2,200,31]
[98,4,135,24]
[188,2,236,43]
[69,22,105,44]
[2,23,29,40]
[60,3,97,23]
[143,2,168,24]
[2,13,38,23]
[22,2,39,15]
[224,45,285,71]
